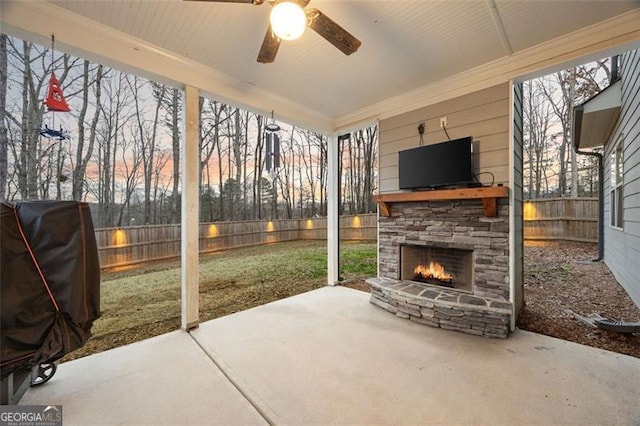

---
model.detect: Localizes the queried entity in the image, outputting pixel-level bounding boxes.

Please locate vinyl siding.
[604,48,640,306]
[378,83,511,193]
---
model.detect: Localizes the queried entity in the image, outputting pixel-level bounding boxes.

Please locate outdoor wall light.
[523,201,536,220]
[113,229,127,246]
[270,1,306,41]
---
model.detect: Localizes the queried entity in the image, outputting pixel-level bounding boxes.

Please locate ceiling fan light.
[270,2,306,41]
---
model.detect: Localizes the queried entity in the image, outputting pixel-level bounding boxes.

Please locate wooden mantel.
[372,186,509,217]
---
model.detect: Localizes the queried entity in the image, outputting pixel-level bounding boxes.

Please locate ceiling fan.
[187,0,362,63]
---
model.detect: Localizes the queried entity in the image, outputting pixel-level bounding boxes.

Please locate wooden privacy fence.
[95,214,377,269]
[524,198,598,243]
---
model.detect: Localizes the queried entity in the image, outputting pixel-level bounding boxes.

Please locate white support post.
[181,85,200,330]
[327,134,339,286]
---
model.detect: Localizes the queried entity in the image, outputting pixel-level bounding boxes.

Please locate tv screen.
[398,136,473,189]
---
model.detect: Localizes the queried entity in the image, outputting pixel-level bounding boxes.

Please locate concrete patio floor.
[21,287,640,425]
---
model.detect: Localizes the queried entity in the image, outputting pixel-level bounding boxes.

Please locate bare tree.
[536,61,610,197]
[241,110,250,219]
[72,61,103,201]
[167,88,181,223]
[231,108,244,220]
[252,114,265,219]
[115,130,143,227]
[356,126,378,213]
[158,88,182,223]
[524,80,556,198]
[317,133,327,216]
[297,128,319,216]
[216,113,226,220]
[0,35,8,200]
[15,40,47,199]
[95,71,134,226]
[276,127,295,219]
[152,148,171,222]
[155,86,185,223]
[128,77,167,223]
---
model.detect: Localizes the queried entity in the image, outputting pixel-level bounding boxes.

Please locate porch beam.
[181,85,200,330]
[327,134,339,286]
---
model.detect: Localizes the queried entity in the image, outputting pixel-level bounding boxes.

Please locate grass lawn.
[64,240,376,361]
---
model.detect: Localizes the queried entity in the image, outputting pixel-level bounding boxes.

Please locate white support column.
[327,134,339,286]
[181,85,200,330]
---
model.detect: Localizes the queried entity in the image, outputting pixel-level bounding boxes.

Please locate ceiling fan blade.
[293,0,311,7]
[307,8,361,56]
[257,25,281,63]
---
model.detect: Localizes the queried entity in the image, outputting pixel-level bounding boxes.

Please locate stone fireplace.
[367,192,513,338]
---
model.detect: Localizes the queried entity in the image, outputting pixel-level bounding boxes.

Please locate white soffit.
[575,80,622,149]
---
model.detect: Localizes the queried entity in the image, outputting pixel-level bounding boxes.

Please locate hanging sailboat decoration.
[44,34,70,112]
[44,71,70,112]
[39,124,69,141]
[41,34,70,142]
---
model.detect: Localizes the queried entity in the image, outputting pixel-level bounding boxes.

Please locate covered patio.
[2,0,640,328]
[20,287,640,424]
[2,0,640,422]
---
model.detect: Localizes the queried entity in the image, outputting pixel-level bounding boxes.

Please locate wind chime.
[265,111,281,172]
[40,34,71,142]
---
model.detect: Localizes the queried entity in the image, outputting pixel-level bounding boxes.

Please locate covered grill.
[1,201,100,403]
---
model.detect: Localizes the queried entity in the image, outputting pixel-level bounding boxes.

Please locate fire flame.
[414,261,453,282]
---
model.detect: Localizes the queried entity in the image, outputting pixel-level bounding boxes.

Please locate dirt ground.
[517,241,640,358]
[343,241,640,359]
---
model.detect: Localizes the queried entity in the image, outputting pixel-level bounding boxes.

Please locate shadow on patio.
[21,287,640,424]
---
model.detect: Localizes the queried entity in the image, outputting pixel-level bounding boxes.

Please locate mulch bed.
[342,240,640,358]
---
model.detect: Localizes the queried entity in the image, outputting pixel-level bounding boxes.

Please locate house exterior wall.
[378,83,511,193]
[604,48,640,306]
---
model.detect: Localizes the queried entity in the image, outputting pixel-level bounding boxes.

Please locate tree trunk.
[233,108,242,220]
[253,115,264,219]
[20,41,44,199]
[569,67,578,197]
[72,63,102,201]
[0,35,8,200]
[171,88,180,223]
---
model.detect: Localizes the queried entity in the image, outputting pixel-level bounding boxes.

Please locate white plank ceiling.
[2,0,640,131]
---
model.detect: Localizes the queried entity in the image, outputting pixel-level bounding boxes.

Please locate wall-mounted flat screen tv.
[398,136,473,189]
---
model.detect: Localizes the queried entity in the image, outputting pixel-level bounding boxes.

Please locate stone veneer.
[369,199,512,338]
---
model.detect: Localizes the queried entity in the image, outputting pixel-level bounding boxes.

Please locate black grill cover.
[1,201,100,377]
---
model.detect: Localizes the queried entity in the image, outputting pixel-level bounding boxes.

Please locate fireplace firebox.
[400,245,473,292]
